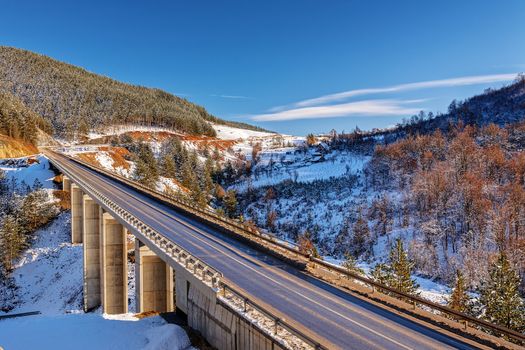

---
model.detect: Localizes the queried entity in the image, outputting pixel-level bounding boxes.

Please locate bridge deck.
[50,153,479,350]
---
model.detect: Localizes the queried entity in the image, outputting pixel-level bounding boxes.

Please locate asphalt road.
[49,153,480,350]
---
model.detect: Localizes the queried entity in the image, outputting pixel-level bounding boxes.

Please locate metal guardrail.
[45,148,525,346]
[310,257,525,344]
[219,283,328,350]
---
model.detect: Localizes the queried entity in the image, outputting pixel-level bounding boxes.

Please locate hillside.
[0,134,39,158]
[0,46,267,140]
[376,75,525,142]
[0,91,52,145]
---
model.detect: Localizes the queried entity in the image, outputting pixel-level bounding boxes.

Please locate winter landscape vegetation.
[1,1,525,349]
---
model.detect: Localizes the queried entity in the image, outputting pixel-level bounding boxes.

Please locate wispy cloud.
[295,73,518,107]
[250,73,518,122]
[211,94,252,99]
[251,99,422,122]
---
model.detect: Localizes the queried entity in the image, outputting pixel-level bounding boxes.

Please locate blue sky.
[1,0,524,135]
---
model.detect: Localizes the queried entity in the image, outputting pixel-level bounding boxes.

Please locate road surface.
[49,152,479,350]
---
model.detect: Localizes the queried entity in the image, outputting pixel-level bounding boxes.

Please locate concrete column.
[62,175,71,192]
[71,184,83,244]
[100,211,128,314]
[83,194,101,311]
[135,239,174,313]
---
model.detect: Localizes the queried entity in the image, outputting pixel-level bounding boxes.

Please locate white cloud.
[211,94,251,99]
[251,99,422,122]
[295,73,518,107]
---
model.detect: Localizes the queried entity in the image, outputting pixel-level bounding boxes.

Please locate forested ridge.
[0,46,267,140]
[0,92,52,144]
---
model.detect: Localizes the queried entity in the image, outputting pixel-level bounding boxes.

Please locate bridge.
[45,149,522,350]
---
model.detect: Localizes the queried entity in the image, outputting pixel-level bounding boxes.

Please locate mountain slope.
[0,46,266,139]
[382,75,525,140]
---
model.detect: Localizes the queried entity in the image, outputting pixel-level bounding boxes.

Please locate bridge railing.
[218,282,328,350]
[47,149,525,346]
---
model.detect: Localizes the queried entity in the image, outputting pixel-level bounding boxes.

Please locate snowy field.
[212,123,274,140]
[87,124,182,140]
[0,314,195,350]
[236,150,370,189]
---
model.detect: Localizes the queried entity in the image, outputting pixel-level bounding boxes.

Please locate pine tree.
[161,154,177,179]
[203,157,215,194]
[0,215,24,271]
[32,178,43,191]
[389,238,419,294]
[133,143,159,187]
[181,157,196,190]
[0,169,8,195]
[448,270,471,314]
[371,263,394,286]
[223,190,238,218]
[352,210,370,256]
[479,253,525,332]
[342,252,364,276]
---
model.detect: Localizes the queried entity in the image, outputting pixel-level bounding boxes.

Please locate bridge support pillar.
[135,239,173,313]
[100,211,128,314]
[71,184,83,244]
[62,175,71,192]
[83,194,101,311]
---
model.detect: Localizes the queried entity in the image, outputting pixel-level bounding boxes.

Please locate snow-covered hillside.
[227,138,455,304]
[6,212,83,314]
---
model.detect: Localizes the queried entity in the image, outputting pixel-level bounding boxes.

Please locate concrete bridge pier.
[135,239,174,313]
[71,184,83,244]
[100,210,128,314]
[83,194,101,311]
[62,175,71,192]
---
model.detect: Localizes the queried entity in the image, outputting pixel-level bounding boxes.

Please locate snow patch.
[0,314,195,350]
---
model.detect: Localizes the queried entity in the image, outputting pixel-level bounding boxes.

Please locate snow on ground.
[212,123,305,161]
[0,314,195,350]
[212,124,274,140]
[87,125,182,140]
[95,151,134,178]
[235,150,370,190]
[0,155,56,189]
[157,176,185,194]
[5,212,83,315]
